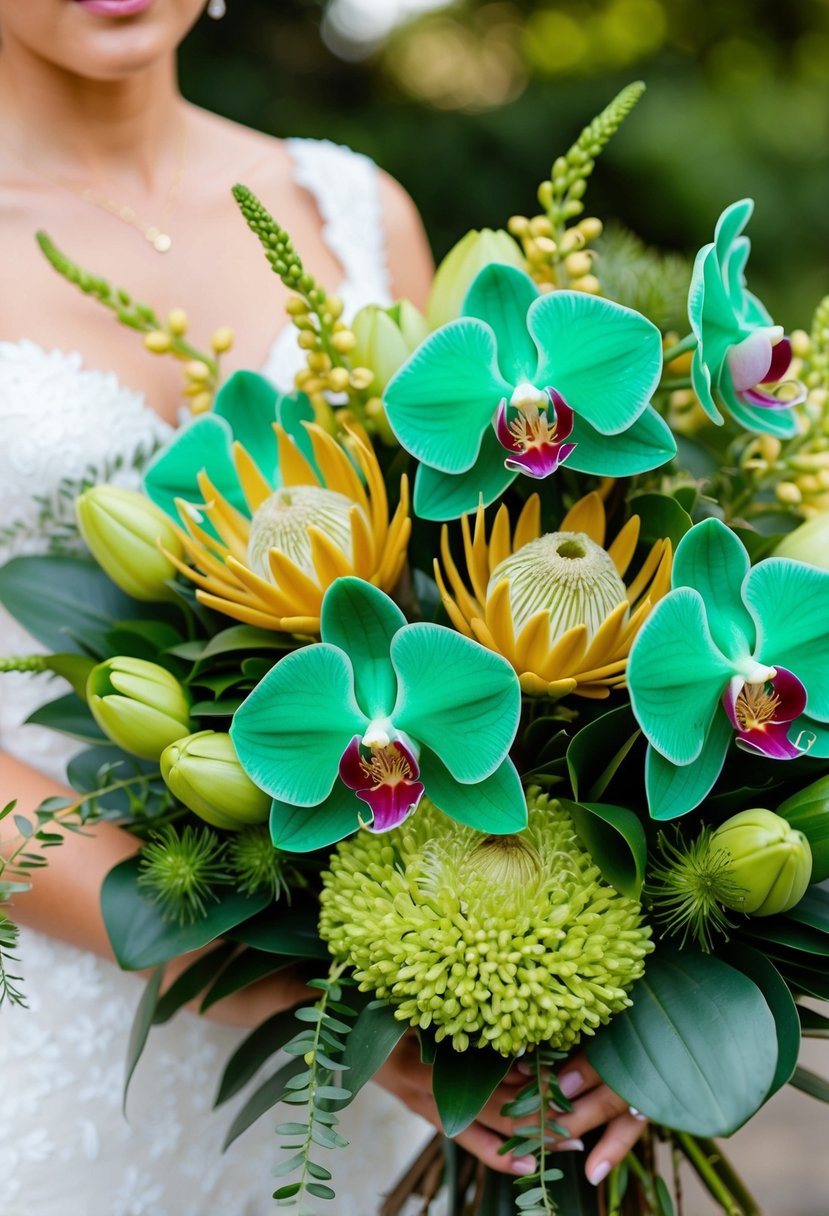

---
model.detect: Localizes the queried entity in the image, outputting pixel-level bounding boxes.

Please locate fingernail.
[517,1061,533,1076]
[629,1106,647,1122]
[511,1156,536,1176]
[588,1160,612,1187]
[555,1138,584,1152]
[558,1070,584,1099]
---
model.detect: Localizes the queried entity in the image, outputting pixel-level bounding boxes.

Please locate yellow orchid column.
[435,491,672,699]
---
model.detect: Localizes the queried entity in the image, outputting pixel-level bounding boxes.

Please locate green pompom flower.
[319,790,652,1056]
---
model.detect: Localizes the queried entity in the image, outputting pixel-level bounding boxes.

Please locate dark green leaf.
[433,1043,513,1137]
[230,905,328,959]
[67,745,164,815]
[153,942,236,1024]
[655,1175,676,1216]
[216,1007,309,1106]
[168,624,293,661]
[559,797,647,897]
[339,1002,408,1100]
[778,961,829,1001]
[786,885,829,934]
[777,777,829,882]
[101,857,270,970]
[798,1005,829,1037]
[789,1065,829,1103]
[567,705,640,802]
[0,556,142,653]
[201,949,292,1010]
[744,914,829,958]
[223,1057,306,1149]
[26,693,106,742]
[629,492,693,548]
[587,948,777,1136]
[123,964,164,1113]
[724,945,800,1098]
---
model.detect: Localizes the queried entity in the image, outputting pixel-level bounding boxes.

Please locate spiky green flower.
[227,825,295,901]
[319,790,652,1056]
[645,829,744,953]
[137,825,229,925]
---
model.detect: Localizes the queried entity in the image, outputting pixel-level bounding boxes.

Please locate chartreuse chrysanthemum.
[383,263,673,520]
[319,790,652,1056]
[435,491,672,699]
[144,373,410,634]
[689,200,805,437]
[230,577,524,852]
[628,518,829,821]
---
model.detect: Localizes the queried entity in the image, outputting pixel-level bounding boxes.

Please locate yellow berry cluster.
[143,309,233,415]
[507,213,603,293]
[287,293,376,432]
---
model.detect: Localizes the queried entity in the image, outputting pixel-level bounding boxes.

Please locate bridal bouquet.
[3,82,829,1215]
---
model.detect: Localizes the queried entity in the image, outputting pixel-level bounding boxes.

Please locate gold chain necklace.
[12,117,188,254]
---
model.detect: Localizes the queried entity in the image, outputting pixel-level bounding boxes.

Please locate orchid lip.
[338,735,424,832]
[723,666,808,761]
[495,387,577,479]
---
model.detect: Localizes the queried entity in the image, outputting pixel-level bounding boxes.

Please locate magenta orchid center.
[338,734,425,833]
[725,329,806,411]
[494,383,577,479]
[723,666,812,759]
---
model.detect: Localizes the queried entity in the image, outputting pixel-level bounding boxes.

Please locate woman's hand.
[375,1036,647,1184]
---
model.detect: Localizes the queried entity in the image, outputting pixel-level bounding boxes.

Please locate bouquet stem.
[675,1133,762,1215]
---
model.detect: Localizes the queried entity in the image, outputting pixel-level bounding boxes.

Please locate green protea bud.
[777,776,829,882]
[246,485,360,583]
[87,657,191,760]
[76,485,184,602]
[489,531,627,642]
[351,300,430,393]
[427,229,525,330]
[160,731,271,831]
[319,790,652,1056]
[773,512,829,570]
[712,809,813,917]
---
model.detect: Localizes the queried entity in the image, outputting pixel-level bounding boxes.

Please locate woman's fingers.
[556,1052,603,1101]
[583,1110,648,1186]
[455,1122,536,1176]
[550,1082,630,1141]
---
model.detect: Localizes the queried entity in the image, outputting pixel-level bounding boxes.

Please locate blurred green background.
[180,0,829,329]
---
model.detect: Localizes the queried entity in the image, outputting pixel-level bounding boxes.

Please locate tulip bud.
[161,731,271,830]
[426,229,525,330]
[712,808,813,917]
[777,775,829,882]
[76,485,184,602]
[773,512,829,570]
[351,300,429,394]
[87,657,192,760]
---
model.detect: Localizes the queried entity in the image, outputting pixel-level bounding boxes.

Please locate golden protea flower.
[164,423,410,633]
[435,491,672,699]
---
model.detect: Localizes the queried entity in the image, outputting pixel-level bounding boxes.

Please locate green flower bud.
[712,808,813,917]
[773,512,829,570]
[351,300,429,394]
[777,775,829,882]
[76,485,184,602]
[87,657,192,760]
[161,731,270,831]
[426,229,525,330]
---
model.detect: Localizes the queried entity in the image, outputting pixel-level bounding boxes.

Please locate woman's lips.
[73,0,154,17]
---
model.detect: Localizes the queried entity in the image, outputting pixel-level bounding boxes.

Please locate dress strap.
[284,137,392,307]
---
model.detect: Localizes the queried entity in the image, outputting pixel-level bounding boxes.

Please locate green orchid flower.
[628,518,829,820]
[143,369,314,522]
[383,263,673,521]
[688,199,805,438]
[230,577,525,852]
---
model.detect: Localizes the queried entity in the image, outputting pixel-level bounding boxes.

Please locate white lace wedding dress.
[0,140,430,1216]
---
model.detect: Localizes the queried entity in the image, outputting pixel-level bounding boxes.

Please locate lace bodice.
[0,138,429,1216]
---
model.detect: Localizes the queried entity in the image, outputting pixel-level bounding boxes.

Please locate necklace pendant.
[147,227,172,253]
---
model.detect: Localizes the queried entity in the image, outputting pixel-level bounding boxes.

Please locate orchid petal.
[718,369,799,437]
[419,749,527,833]
[690,346,723,425]
[413,427,516,521]
[270,782,362,853]
[726,331,774,393]
[144,414,246,521]
[529,291,662,434]
[357,777,425,833]
[384,319,510,473]
[714,199,754,268]
[645,708,732,820]
[564,405,676,477]
[744,559,829,720]
[671,519,755,661]
[766,337,794,383]
[462,264,540,385]
[321,578,406,719]
[503,442,576,479]
[392,623,520,783]
[231,643,367,806]
[627,588,736,765]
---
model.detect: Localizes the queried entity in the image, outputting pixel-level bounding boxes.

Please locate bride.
[0,2,644,1212]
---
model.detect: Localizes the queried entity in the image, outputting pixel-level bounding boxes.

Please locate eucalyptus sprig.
[272,963,357,1212]
[498,1047,569,1214]
[35,231,230,412]
[0,911,25,1008]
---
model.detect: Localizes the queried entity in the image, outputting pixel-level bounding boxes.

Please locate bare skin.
[0,0,640,1182]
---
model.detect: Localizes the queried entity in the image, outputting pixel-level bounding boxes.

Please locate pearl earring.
[207,0,226,18]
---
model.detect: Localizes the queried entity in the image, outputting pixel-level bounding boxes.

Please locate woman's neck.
[0,41,182,191]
